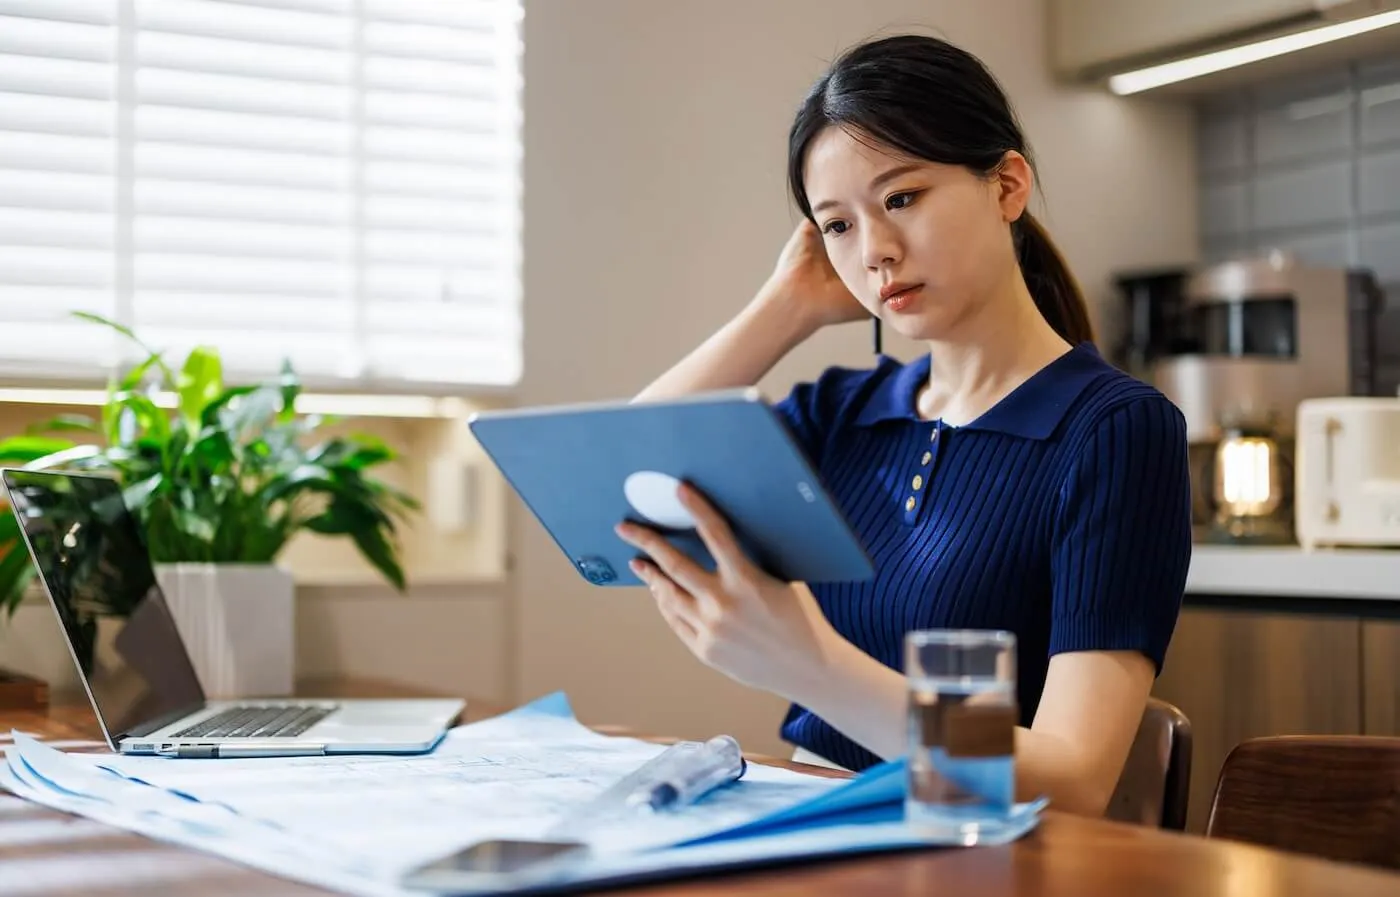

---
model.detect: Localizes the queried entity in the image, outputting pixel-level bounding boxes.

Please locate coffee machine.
[1112,252,1383,544]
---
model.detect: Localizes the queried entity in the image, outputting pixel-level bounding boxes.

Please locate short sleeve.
[769,364,880,468]
[1049,395,1193,673]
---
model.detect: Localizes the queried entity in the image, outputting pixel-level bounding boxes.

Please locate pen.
[624,736,747,812]
[546,735,747,837]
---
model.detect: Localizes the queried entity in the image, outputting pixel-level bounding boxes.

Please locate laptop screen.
[3,469,205,740]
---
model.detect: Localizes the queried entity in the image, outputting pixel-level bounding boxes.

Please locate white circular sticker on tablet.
[623,471,694,530]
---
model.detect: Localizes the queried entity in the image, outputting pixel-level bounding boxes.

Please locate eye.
[886,190,920,211]
[820,219,849,236]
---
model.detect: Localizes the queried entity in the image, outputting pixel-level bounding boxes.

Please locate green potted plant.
[0,312,419,696]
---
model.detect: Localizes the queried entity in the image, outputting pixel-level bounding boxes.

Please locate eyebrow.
[810,164,924,215]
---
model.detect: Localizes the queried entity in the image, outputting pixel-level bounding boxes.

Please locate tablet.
[467,388,874,587]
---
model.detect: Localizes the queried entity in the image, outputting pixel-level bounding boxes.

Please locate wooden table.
[4,679,1399,896]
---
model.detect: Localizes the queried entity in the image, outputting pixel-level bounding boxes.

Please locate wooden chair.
[1205,736,1400,870]
[1104,697,1193,830]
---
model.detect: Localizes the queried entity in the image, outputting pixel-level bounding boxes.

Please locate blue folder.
[455,693,1047,895]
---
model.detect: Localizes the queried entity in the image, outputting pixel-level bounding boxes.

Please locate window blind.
[0,0,522,389]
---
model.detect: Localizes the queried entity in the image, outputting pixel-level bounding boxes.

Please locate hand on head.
[765,219,868,331]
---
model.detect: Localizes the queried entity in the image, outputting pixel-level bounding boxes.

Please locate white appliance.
[1295,397,1400,549]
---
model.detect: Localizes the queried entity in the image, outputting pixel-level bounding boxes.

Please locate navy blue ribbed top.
[771,342,1193,771]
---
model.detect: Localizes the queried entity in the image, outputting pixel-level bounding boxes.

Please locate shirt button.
[905,496,916,512]
[912,474,923,490]
[921,451,932,465]
[930,430,939,442]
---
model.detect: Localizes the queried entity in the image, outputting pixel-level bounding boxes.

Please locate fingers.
[615,521,714,597]
[631,559,699,642]
[676,483,757,578]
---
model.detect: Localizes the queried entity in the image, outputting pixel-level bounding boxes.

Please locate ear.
[994,150,1034,223]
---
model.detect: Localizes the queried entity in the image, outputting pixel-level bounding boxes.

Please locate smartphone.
[400,838,590,890]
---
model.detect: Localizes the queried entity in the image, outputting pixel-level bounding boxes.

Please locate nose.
[861,216,902,271]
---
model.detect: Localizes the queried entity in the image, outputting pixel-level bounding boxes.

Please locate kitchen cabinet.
[1164,547,1400,832]
[1363,620,1400,735]
[1151,607,1364,833]
[1049,0,1400,92]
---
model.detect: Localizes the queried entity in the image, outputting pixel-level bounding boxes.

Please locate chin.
[884,312,955,344]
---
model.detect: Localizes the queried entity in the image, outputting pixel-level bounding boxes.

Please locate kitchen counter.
[1161,544,1400,833]
[1186,544,1400,602]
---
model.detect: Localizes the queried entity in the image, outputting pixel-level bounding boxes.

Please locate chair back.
[1206,735,1400,870]
[1105,697,1193,830]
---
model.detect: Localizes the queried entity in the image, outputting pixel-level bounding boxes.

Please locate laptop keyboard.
[171,704,339,739]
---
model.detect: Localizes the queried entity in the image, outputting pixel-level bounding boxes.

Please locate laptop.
[467,388,874,588]
[1,468,464,758]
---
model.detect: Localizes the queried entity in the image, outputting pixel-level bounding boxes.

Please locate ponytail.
[1014,212,1094,346]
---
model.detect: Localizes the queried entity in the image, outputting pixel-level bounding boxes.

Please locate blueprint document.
[1,693,1043,896]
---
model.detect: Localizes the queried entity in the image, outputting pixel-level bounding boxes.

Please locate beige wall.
[515,0,1199,755]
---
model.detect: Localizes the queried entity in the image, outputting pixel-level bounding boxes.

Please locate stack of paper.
[1,693,1044,895]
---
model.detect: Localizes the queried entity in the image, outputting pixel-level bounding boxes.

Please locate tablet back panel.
[468,393,874,587]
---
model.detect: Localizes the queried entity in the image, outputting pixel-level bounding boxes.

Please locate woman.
[617,34,1193,818]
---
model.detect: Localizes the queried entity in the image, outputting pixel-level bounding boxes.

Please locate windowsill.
[14,563,508,611]
[0,386,515,420]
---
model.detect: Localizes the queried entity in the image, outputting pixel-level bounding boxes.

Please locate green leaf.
[305,440,350,468]
[343,442,394,470]
[235,510,293,563]
[119,350,169,393]
[351,523,405,591]
[100,377,120,446]
[303,495,373,535]
[261,463,338,499]
[0,513,36,620]
[383,484,421,513]
[304,513,347,535]
[172,507,216,545]
[218,385,281,444]
[73,310,142,346]
[181,428,235,473]
[0,435,78,465]
[177,346,224,426]
[200,385,258,428]
[109,391,171,447]
[122,473,164,511]
[25,414,100,435]
[259,420,304,469]
[73,310,177,389]
[276,359,301,422]
[20,444,107,470]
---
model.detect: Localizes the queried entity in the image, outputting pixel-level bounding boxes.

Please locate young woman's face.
[802,126,1029,342]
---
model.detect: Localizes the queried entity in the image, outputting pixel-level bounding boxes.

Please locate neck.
[917,274,1073,425]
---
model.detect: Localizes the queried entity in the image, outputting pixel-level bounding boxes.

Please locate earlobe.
[997,150,1034,223]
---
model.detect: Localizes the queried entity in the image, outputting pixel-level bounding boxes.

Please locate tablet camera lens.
[575,556,617,584]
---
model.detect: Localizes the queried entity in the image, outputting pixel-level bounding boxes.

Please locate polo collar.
[852,342,1107,440]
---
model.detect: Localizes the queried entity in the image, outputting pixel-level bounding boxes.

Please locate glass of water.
[904,629,1018,840]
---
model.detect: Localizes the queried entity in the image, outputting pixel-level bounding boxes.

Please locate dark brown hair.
[787,34,1094,345]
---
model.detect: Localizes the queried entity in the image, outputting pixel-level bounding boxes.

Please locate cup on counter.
[904,629,1018,841]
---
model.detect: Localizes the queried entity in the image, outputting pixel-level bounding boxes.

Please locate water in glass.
[904,630,1017,840]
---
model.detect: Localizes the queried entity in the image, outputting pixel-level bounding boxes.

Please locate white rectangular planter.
[154,563,295,699]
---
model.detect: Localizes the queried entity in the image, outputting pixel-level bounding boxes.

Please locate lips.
[879,281,920,301]
[879,281,923,311]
